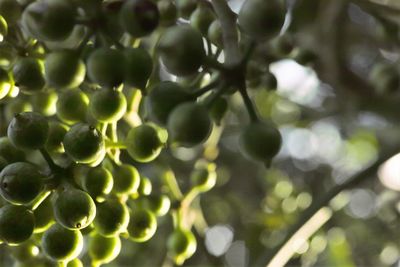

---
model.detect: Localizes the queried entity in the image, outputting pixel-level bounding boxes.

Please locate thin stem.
[110,122,121,164]
[105,140,127,149]
[204,56,225,71]
[238,85,259,122]
[191,79,220,98]
[40,148,61,172]
[162,169,183,200]
[29,190,51,211]
[255,147,400,267]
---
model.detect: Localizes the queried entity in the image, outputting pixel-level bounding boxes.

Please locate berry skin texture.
[87,48,126,87]
[89,89,127,123]
[63,123,105,164]
[53,188,96,230]
[89,234,121,265]
[82,166,113,200]
[167,103,212,147]
[33,196,55,233]
[119,0,160,38]
[93,199,130,237]
[158,25,206,76]
[126,123,165,163]
[12,57,45,94]
[238,0,285,39]
[112,164,140,195]
[0,67,11,99]
[41,224,83,262]
[143,194,171,217]
[21,0,76,41]
[0,205,34,245]
[44,50,86,89]
[7,112,49,150]
[239,122,282,165]
[146,81,191,125]
[124,47,153,89]
[31,90,58,116]
[45,121,68,154]
[0,162,44,205]
[127,209,157,242]
[167,228,197,265]
[56,89,89,124]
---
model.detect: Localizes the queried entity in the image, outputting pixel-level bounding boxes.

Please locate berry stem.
[29,189,51,211]
[39,148,62,173]
[191,79,220,98]
[239,84,259,122]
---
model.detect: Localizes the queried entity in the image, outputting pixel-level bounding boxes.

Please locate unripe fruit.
[41,224,83,262]
[63,123,105,164]
[89,234,121,265]
[127,209,157,242]
[0,162,44,205]
[119,0,160,37]
[67,258,83,267]
[9,240,40,262]
[0,205,34,245]
[89,89,127,122]
[190,3,215,36]
[56,89,89,124]
[126,123,166,163]
[53,188,96,230]
[208,20,223,48]
[31,91,58,116]
[124,48,153,89]
[33,196,55,233]
[158,25,205,76]
[167,228,197,265]
[0,67,12,99]
[5,98,33,123]
[167,102,212,147]
[239,122,282,165]
[12,58,45,94]
[0,0,22,25]
[87,48,126,87]
[45,121,68,153]
[45,50,86,89]
[209,96,228,125]
[238,0,284,39]
[0,137,25,163]
[82,166,113,200]
[7,112,49,150]
[21,0,76,41]
[93,199,130,237]
[176,0,197,19]
[137,176,152,196]
[158,0,177,26]
[146,81,191,125]
[112,164,140,195]
[143,194,171,216]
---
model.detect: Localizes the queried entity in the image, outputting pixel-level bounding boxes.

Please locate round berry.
[208,20,223,48]
[239,122,282,165]
[208,96,228,125]
[31,90,58,116]
[56,89,89,124]
[137,176,152,196]
[167,102,212,147]
[21,0,76,41]
[89,89,127,123]
[33,196,55,233]
[176,0,197,19]
[0,0,22,25]
[0,205,34,245]
[143,194,171,217]
[67,258,83,267]
[0,67,11,99]
[158,25,205,76]
[87,48,126,87]
[190,3,215,36]
[146,81,191,125]
[89,234,121,266]
[126,123,165,163]
[45,121,68,154]
[0,137,25,163]
[5,98,33,123]
[112,164,140,195]
[45,50,86,89]
[127,209,157,242]
[7,112,49,150]
[0,162,44,205]
[238,0,285,39]
[9,240,40,262]
[124,47,153,90]
[158,0,177,26]
[53,188,96,230]
[167,228,196,265]
[119,0,159,38]
[63,123,105,164]
[93,199,130,237]
[82,166,113,200]
[41,224,83,262]
[12,58,45,94]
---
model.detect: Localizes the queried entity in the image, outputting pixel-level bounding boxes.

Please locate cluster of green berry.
[0,0,289,266]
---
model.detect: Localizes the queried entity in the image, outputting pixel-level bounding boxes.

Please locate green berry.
[112,164,140,195]
[5,98,33,122]
[370,62,400,94]
[33,196,55,233]
[190,3,215,36]
[45,50,86,89]
[208,20,223,48]
[0,162,44,205]
[21,0,76,41]
[41,224,83,262]
[66,258,83,267]
[208,96,228,125]
[167,228,196,265]
[167,102,212,147]
[31,90,58,116]
[0,0,22,25]
[238,0,284,39]
[157,0,177,26]
[239,122,282,165]
[53,188,96,230]
[63,123,105,164]
[0,137,25,163]
[0,205,34,245]
[82,166,113,200]
[137,176,152,196]
[176,0,197,19]
[143,194,170,216]
[89,89,127,123]
[146,81,191,125]
[126,123,165,163]
[127,209,157,242]
[158,25,205,76]
[89,234,121,265]
[119,0,160,38]
[12,58,45,94]
[45,121,68,154]
[93,199,130,237]
[124,47,153,89]
[87,48,126,87]
[0,67,12,99]
[7,112,49,150]
[56,89,89,124]
[9,240,40,262]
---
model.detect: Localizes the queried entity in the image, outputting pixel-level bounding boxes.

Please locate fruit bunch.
[0,0,286,266]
